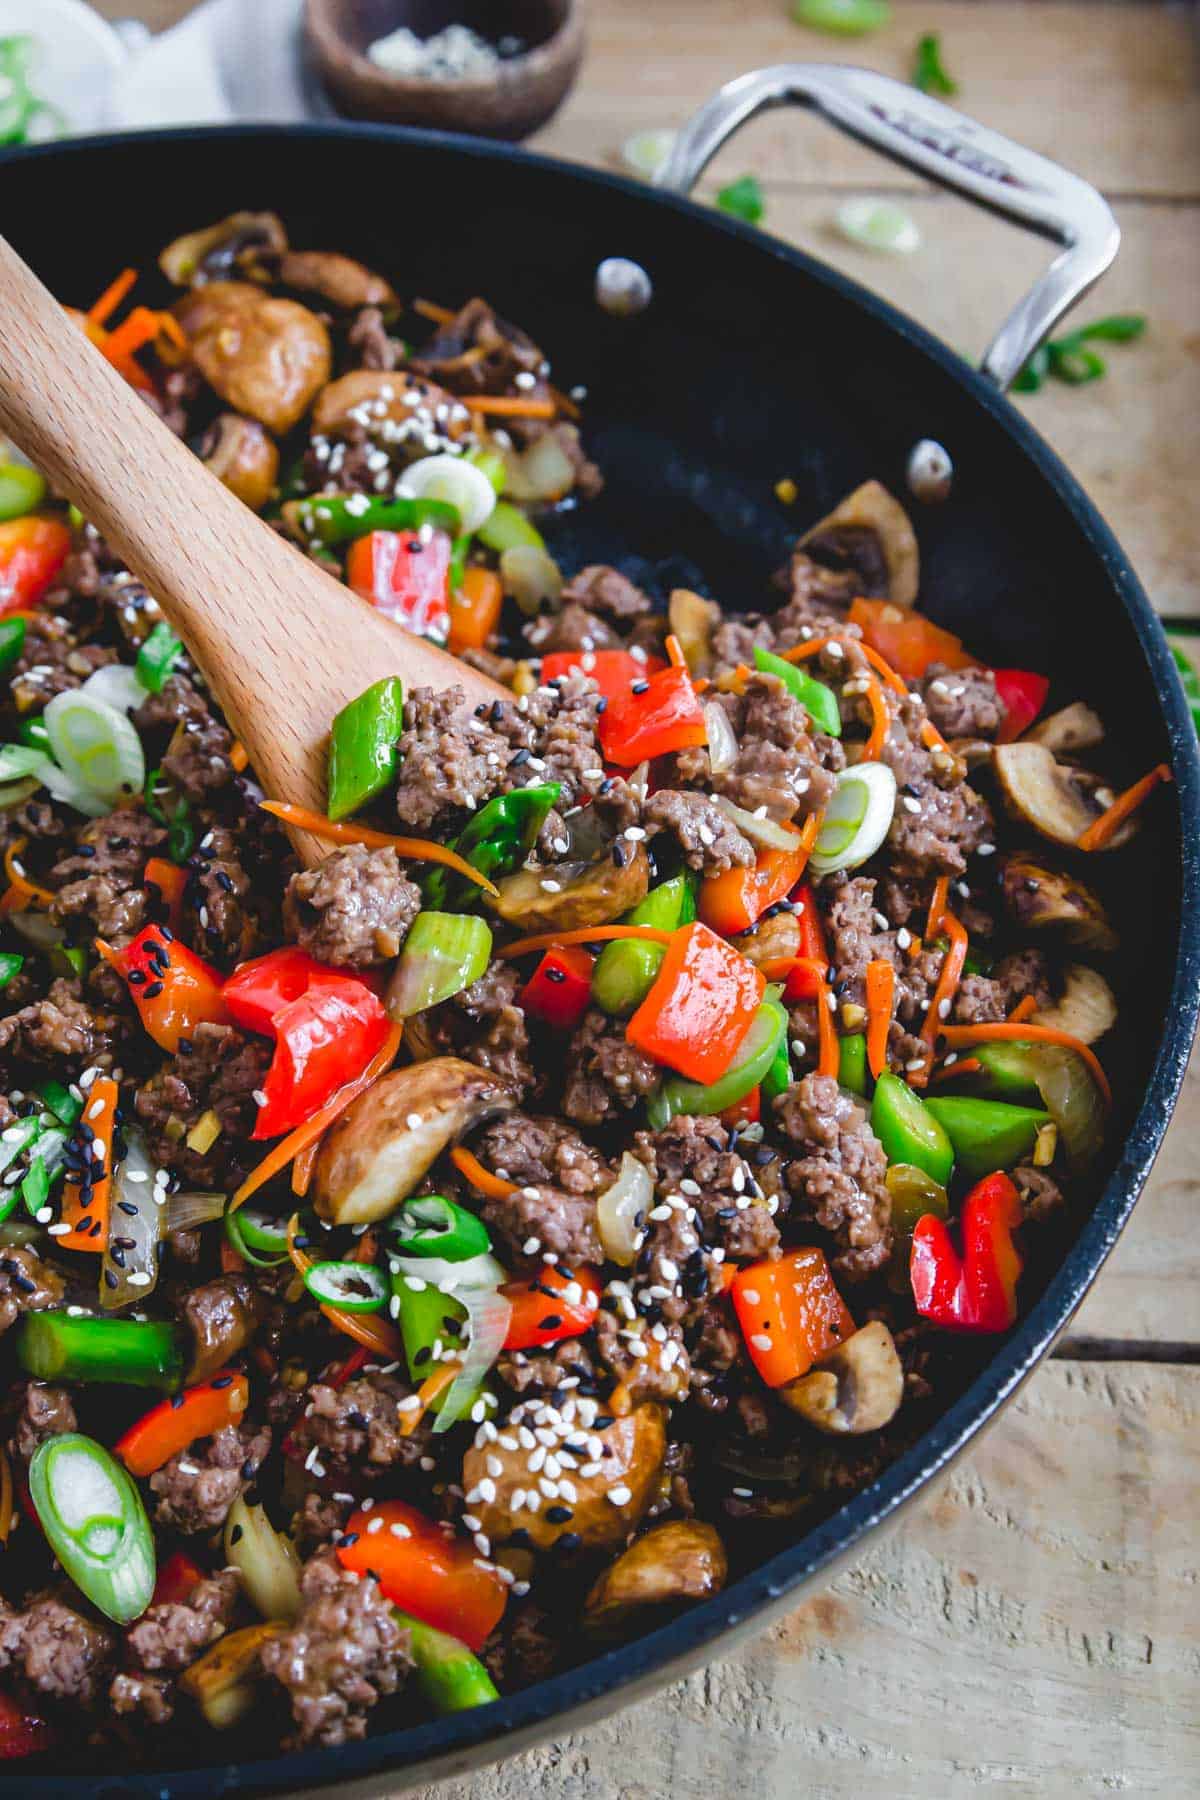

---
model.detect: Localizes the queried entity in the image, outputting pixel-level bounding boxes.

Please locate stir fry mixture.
[0,213,1170,1765]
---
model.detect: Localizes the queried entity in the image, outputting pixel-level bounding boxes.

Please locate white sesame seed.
[608,1485,632,1506]
[750,1333,773,1352]
[405,1112,423,1130]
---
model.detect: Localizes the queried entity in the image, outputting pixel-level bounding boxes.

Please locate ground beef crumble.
[775,1073,893,1279]
[283,843,421,967]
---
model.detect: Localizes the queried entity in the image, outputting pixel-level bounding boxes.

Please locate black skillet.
[1,62,1197,1800]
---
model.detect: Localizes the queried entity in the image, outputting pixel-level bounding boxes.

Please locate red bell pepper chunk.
[992,668,1050,744]
[151,1550,206,1609]
[848,597,975,681]
[720,1083,760,1127]
[910,1170,1024,1332]
[101,925,231,1053]
[336,1499,506,1651]
[519,944,594,1031]
[223,945,372,1037]
[700,843,811,937]
[346,528,452,638]
[598,664,707,766]
[732,1247,855,1388]
[542,648,667,703]
[253,976,389,1139]
[115,1371,250,1477]
[0,516,71,616]
[0,1689,53,1760]
[502,1263,602,1350]
[783,883,830,1002]
[626,920,764,1085]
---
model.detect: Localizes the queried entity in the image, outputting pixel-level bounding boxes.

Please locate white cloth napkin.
[105,0,318,130]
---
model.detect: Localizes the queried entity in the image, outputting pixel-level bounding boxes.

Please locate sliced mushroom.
[1033,963,1117,1046]
[179,1621,284,1730]
[992,742,1138,851]
[160,212,287,287]
[184,1274,264,1384]
[199,413,279,512]
[462,1402,666,1551]
[583,1521,728,1636]
[668,588,720,679]
[270,250,397,312]
[778,1321,903,1435]
[486,843,650,934]
[736,909,802,970]
[1026,701,1104,754]
[310,369,470,442]
[999,854,1118,952]
[312,1059,512,1225]
[174,281,331,436]
[799,480,919,606]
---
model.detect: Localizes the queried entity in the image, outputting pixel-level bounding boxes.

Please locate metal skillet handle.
[656,65,1119,392]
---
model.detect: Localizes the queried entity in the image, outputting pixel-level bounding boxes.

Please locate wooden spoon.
[0,235,508,864]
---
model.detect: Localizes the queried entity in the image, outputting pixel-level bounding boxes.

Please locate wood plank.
[411,1361,1200,1800]
[535,1,1200,201]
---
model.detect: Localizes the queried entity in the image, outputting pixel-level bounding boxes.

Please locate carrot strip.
[449,1145,519,1201]
[0,837,55,916]
[916,911,970,1079]
[550,385,582,422]
[664,634,687,670]
[59,1076,119,1252]
[103,305,161,362]
[462,395,557,420]
[399,1361,462,1437]
[156,313,190,356]
[865,959,895,1080]
[925,875,950,941]
[233,1021,403,1208]
[781,634,949,753]
[144,857,186,934]
[291,1137,321,1198]
[413,297,457,325]
[1076,762,1172,851]
[229,739,249,773]
[88,267,137,327]
[497,923,675,961]
[259,802,499,897]
[814,968,840,1080]
[939,1022,1111,1107]
[862,675,890,760]
[928,1055,983,1086]
[286,1213,403,1360]
[1007,994,1038,1025]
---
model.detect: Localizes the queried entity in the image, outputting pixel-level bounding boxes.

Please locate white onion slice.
[433,1282,512,1434]
[398,453,494,533]
[622,127,678,180]
[808,762,897,874]
[167,1189,226,1234]
[703,701,738,776]
[835,198,921,256]
[500,544,563,616]
[712,794,807,853]
[8,912,66,949]
[597,1151,652,1267]
[79,663,148,716]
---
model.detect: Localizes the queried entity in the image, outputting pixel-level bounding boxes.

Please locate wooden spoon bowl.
[0,235,508,865]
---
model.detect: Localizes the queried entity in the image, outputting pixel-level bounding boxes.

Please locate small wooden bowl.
[304,0,585,141]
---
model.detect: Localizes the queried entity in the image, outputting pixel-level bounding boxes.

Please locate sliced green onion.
[395,1610,500,1713]
[77,662,147,717]
[753,645,841,737]
[29,1434,155,1626]
[913,32,958,95]
[835,198,921,255]
[399,455,496,535]
[622,127,678,180]
[393,1195,491,1263]
[0,952,24,990]
[0,1115,41,1181]
[0,743,50,782]
[0,464,44,522]
[20,1154,50,1219]
[791,0,891,36]
[386,912,493,1019]
[135,622,184,695]
[464,445,508,495]
[303,1260,387,1313]
[17,715,48,752]
[43,690,145,810]
[809,762,897,875]
[39,1079,82,1128]
[17,1312,183,1391]
[477,501,545,555]
[592,872,696,1016]
[0,615,25,677]
[716,176,765,225]
[224,1494,301,1623]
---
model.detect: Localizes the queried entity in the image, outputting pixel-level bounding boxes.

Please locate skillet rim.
[1,120,1197,1799]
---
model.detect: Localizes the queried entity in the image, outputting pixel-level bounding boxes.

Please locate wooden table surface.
[100,3,1200,1793]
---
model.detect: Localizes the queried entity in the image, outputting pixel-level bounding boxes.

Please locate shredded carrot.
[1076,762,1172,852]
[939,1022,1112,1107]
[59,1075,119,1252]
[0,1446,11,1547]
[925,875,950,941]
[156,313,190,356]
[865,959,895,1080]
[862,675,890,760]
[814,967,840,1080]
[1007,994,1038,1025]
[0,838,55,916]
[929,1056,983,1086]
[462,395,557,421]
[921,716,951,756]
[291,1136,321,1198]
[413,297,457,325]
[550,385,582,422]
[450,1145,519,1201]
[497,923,675,961]
[229,739,249,773]
[286,1213,403,1360]
[103,304,162,362]
[259,802,499,897]
[233,1021,403,1209]
[348,1228,380,1265]
[144,857,186,934]
[399,1361,462,1436]
[916,911,970,1080]
[781,634,949,754]
[664,633,687,670]
[88,266,138,327]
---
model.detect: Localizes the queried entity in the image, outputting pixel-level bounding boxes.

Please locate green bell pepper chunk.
[17,715,48,752]
[288,493,459,547]
[393,1273,470,1418]
[392,1195,491,1262]
[29,1434,155,1625]
[17,1313,183,1392]
[387,912,493,1016]
[591,873,697,1016]
[0,465,45,523]
[327,676,405,821]
[885,1162,949,1293]
[395,1609,499,1713]
[956,1040,1042,1102]
[144,766,195,863]
[838,1032,868,1095]
[870,1071,954,1186]
[20,1153,50,1218]
[423,782,562,910]
[135,622,183,694]
[477,501,544,554]
[647,998,788,1129]
[753,645,842,739]
[924,1096,1051,1182]
[0,951,22,991]
[448,535,472,595]
[0,615,25,677]
[761,1033,792,1103]
[48,944,86,982]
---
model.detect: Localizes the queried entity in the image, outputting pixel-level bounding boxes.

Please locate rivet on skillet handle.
[655,64,1120,394]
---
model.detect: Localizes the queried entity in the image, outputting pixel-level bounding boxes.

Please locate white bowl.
[0,0,129,137]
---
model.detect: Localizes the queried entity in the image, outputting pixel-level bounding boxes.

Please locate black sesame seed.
[211,1373,234,1389]
[612,841,628,867]
[117,1200,138,1217]
[109,1247,126,1268]
[103,1268,118,1289]
[544,965,566,984]
[545,1505,573,1524]
[537,1314,563,1331]
[229,1523,244,1544]
[142,981,164,1000]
